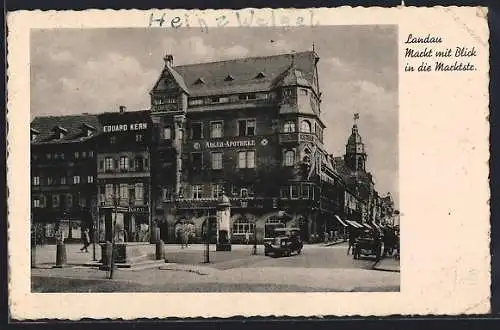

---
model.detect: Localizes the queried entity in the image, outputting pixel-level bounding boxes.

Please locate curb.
[372,259,400,273]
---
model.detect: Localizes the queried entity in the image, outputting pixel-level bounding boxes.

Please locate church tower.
[344,113,367,172]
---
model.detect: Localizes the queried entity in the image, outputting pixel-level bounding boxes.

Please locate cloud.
[50,50,73,62]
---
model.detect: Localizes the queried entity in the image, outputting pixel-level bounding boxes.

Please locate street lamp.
[109,194,119,280]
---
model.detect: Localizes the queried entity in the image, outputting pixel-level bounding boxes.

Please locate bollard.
[99,241,113,271]
[55,243,67,268]
[155,240,165,260]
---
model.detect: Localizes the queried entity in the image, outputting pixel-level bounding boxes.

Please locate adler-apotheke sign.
[103,123,148,133]
[194,139,256,150]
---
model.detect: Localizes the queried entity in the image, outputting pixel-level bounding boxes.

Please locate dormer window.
[81,123,96,137]
[194,77,205,85]
[255,72,266,79]
[52,126,68,140]
[30,128,40,142]
[224,74,235,81]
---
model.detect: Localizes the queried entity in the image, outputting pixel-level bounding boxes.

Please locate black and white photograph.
[28,25,400,293]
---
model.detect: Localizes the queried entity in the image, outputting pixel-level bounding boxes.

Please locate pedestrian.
[80,227,90,252]
[324,231,329,244]
[347,228,356,255]
[245,231,250,245]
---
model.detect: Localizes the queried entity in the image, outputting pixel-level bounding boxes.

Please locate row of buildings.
[30,50,397,244]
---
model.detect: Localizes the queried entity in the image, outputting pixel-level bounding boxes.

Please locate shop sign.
[103,122,148,133]
[130,206,148,213]
[203,139,255,149]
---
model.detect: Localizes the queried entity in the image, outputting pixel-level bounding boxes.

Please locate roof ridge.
[173,50,313,68]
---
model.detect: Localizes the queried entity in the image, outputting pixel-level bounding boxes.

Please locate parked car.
[264,228,303,257]
[353,230,382,260]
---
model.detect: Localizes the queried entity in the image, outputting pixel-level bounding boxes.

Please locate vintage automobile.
[264,228,303,257]
[353,230,382,260]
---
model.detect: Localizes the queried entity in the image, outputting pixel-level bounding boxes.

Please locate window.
[240,188,248,198]
[166,97,177,104]
[192,152,202,170]
[47,177,53,185]
[211,97,220,103]
[79,197,87,208]
[74,152,79,159]
[81,151,87,158]
[33,176,40,186]
[238,119,256,137]
[33,198,40,208]
[119,184,129,199]
[72,176,80,184]
[136,134,143,142]
[219,97,230,103]
[105,157,113,171]
[280,186,289,198]
[144,157,149,168]
[191,123,203,139]
[291,185,299,199]
[89,151,94,157]
[110,136,116,144]
[46,153,52,160]
[212,184,224,199]
[284,150,295,167]
[211,152,223,170]
[192,185,203,199]
[163,127,172,140]
[283,120,295,133]
[99,160,104,170]
[233,219,255,235]
[105,184,114,199]
[301,120,311,133]
[300,88,308,96]
[302,184,310,198]
[60,176,66,185]
[135,183,144,202]
[238,150,255,169]
[87,176,94,183]
[52,194,60,208]
[188,98,203,106]
[283,88,293,97]
[119,156,129,171]
[210,121,223,138]
[239,93,257,101]
[66,194,73,208]
[134,157,144,171]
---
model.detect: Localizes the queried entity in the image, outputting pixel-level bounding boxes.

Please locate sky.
[30,26,398,206]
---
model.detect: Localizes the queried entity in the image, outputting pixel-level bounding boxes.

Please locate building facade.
[96,108,153,243]
[148,51,351,244]
[30,114,101,242]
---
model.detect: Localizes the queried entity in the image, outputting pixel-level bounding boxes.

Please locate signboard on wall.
[103,123,148,133]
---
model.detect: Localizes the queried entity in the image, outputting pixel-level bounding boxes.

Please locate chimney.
[163,54,174,67]
[119,105,126,113]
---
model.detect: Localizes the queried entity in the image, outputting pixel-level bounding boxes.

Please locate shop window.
[233,219,255,235]
[283,120,295,133]
[119,156,129,171]
[238,150,255,169]
[212,184,224,199]
[211,152,223,170]
[301,120,311,133]
[163,126,172,140]
[191,122,203,140]
[73,176,80,184]
[32,176,40,186]
[192,185,203,199]
[284,150,295,167]
[238,119,256,137]
[210,121,223,138]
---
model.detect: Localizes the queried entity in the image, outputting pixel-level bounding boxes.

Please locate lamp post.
[109,195,118,280]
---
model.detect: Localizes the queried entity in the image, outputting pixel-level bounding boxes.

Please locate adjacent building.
[30,114,101,242]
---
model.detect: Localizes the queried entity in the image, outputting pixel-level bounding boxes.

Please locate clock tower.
[344,113,367,172]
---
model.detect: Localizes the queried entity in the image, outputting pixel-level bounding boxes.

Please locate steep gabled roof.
[151,65,189,94]
[30,113,102,144]
[169,51,316,97]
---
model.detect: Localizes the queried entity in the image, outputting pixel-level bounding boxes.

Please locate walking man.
[80,227,90,253]
[245,231,250,245]
[347,228,356,255]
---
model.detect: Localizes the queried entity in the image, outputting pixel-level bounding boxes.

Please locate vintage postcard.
[7,7,490,319]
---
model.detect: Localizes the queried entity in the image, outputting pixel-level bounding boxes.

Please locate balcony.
[279,132,320,145]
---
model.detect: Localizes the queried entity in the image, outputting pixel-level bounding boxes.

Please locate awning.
[334,215,348,227]
[371,222,381,230]
[345,220,363,228]
[362,223,372,229]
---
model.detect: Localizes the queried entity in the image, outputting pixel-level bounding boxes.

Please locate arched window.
[284,150,295,167]
[301,120,311,133]
[283,120,295,133]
